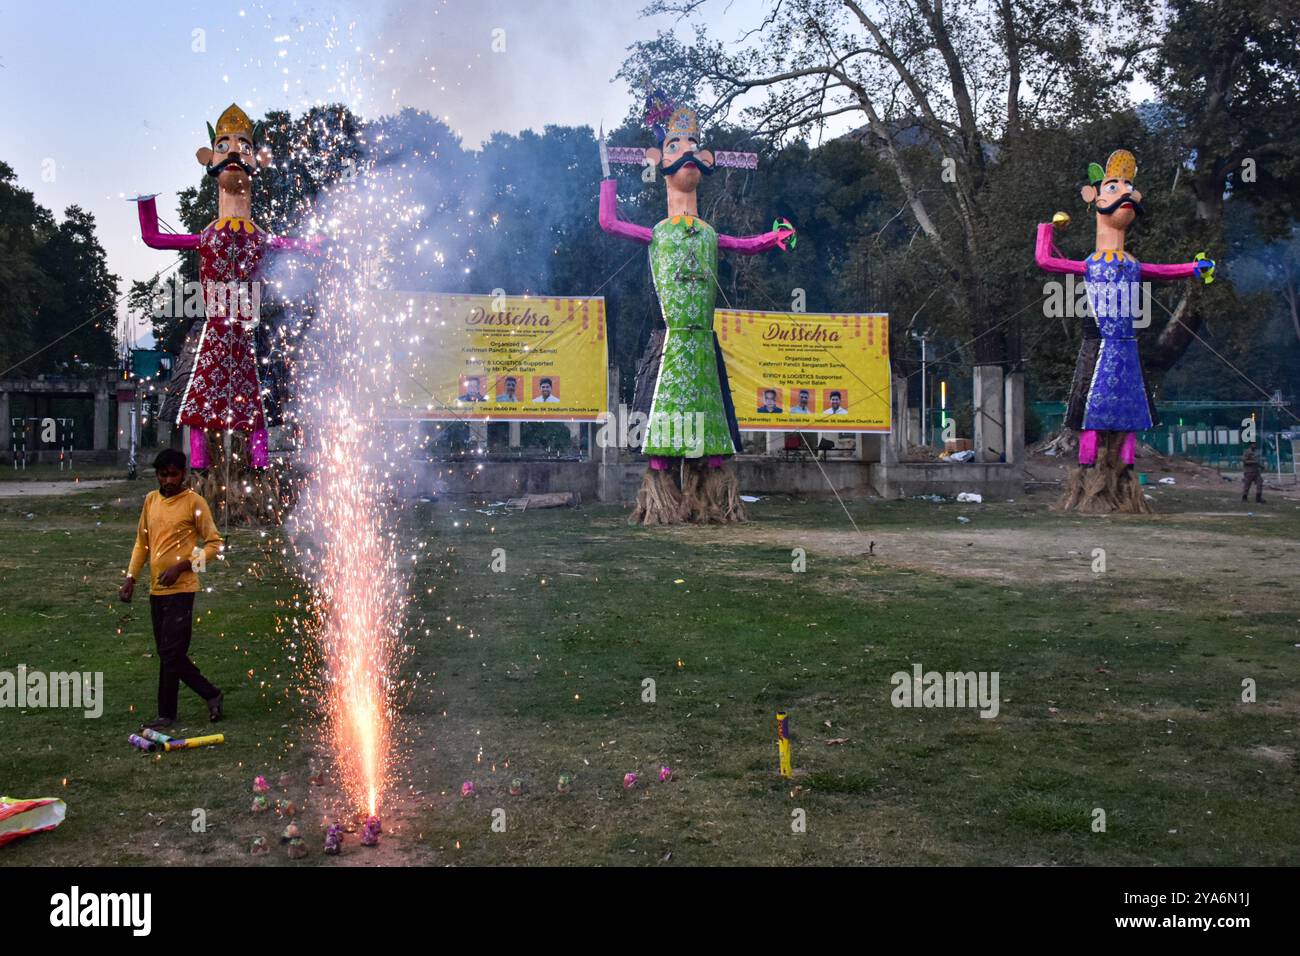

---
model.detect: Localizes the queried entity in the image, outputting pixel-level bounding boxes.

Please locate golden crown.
[210,104,254,142]
[1104,149,1137,182]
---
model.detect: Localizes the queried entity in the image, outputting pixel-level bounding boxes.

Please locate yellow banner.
[375,292,608,421]
[715,309,892,432]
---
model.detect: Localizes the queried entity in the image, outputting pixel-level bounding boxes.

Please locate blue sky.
[0,0,768,345]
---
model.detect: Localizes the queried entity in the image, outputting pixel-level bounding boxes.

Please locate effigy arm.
[719,218,796,255]
[1141,254,1215,284]
[598,179,652,245]
[1034,222,1085,276]
[133,195,199,251]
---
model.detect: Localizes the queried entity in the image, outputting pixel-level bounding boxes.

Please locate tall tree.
[620,0,1158,366]
[0,161,55,376]
[31,205,120,373]
[1142,0,1300,371]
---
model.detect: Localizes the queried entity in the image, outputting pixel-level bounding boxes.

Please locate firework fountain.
[252,17,484,838]
[282,140,427,827]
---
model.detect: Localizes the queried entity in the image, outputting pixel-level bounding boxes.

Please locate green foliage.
[519,422,574,455]
[0,164,119,376]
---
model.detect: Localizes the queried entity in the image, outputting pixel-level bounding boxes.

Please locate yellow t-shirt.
[126,489,223,595]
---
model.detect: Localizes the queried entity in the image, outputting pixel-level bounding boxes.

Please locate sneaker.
[143,716,175,730]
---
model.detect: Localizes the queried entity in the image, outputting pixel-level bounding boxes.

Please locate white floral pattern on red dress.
[177,219,268,433]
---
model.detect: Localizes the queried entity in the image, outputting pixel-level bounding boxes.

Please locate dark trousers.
[1243,471,1263,500]
[149,592,219,719]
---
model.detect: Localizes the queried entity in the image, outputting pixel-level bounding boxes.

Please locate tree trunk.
[629,467,687,526]
[682,459,748,524]
[628,459,748,526]
[1056,431,1152,515]
[190,429,285,527]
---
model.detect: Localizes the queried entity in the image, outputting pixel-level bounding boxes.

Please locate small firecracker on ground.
[280,823,300,844]
[278,773,293,789]
[253,775,270,794]
[658,765,673,783]
[509,778,524,796]
[776,712,793,778]
[324,823,344,856]
[556,774,572,794]
[251,795,270,814]
[360,815,381,847]
[286,836,309,859]
[250,836,270,856]
[622,772,638,790]
[278,799,297,817]
[460,780,476,798]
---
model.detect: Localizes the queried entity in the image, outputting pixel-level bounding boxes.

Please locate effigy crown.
[665,107,701,140]
[208,103,263,147]
[1090,149,1137,185]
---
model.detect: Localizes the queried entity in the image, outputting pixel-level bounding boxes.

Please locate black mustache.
[1096,193,1143,216]
[207,156,256,179]
[661,151,716,176]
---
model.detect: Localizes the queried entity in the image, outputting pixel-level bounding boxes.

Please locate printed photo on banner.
[788,388,815,414]
[371,291,608,421]
[494,375,522,403]
[458,374,488,402]
[715,309,891,432]
[532,376,561,403]
[822,389,849,414]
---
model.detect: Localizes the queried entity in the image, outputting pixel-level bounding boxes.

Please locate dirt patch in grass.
[665,516,1300,601]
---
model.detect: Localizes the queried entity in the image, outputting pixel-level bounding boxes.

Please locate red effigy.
[134,103,318,469]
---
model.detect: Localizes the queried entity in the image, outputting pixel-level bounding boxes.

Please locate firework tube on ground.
[137,727,225,752]
[777,712,793,778]
[159,733,224,752]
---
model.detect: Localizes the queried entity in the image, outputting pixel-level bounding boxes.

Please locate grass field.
[2,477,1298,866]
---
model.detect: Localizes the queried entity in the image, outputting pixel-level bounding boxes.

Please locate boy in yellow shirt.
[119,448,225,729]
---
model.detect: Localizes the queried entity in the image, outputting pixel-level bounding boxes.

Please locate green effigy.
[597,88,795,524]
[644,215,734,458]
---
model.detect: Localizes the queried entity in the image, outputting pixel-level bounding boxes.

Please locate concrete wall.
[1,375,122,463]
[413,459,601,501]
[973,364,1006,462]
[869,461,1022,499]
[408,455,881,502]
